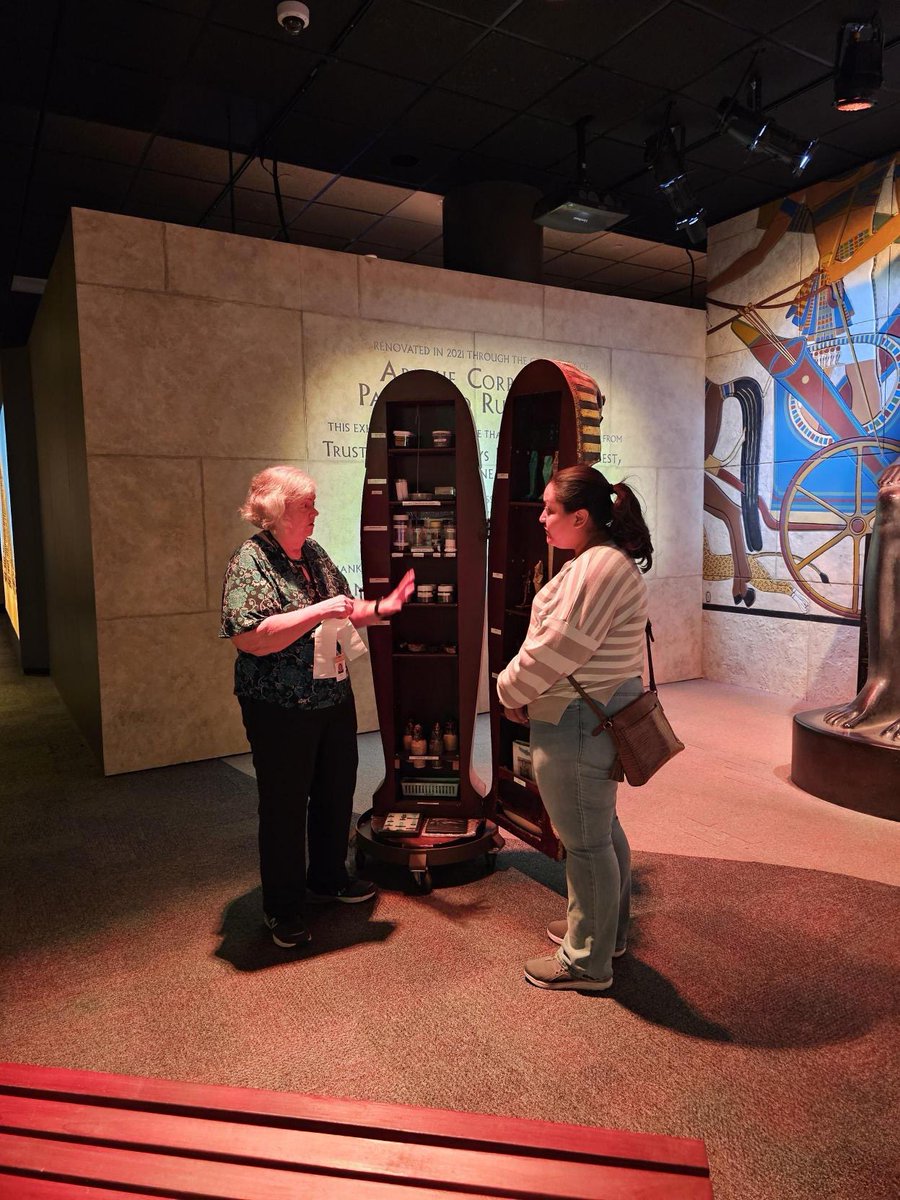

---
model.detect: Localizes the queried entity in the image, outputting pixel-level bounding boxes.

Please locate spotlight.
[533,116,629,233]
[645,122,707,245]
[834,18,883,112]
[718,76,816,176]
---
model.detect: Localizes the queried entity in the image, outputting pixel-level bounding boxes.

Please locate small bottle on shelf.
[410,723,427,768]
[428,721,443,757]
[442,718,458,754]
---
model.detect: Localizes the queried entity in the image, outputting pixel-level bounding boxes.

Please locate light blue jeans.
[530,677,643,981]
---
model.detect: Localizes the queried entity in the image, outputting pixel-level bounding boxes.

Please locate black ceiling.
[2,0,899,346]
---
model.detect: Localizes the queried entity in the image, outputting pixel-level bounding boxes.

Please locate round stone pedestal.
[791,708,900,820]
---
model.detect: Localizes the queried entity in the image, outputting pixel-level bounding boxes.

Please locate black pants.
[239,695,359,916]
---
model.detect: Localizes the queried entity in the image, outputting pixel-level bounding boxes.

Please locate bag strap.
[645,620,657,693]
[566,672,611,732]
[567,621,656,731]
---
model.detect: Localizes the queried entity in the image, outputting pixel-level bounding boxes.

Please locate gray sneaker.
[524,955,612,992]
[264,914,312,949]
[546,919,626,957]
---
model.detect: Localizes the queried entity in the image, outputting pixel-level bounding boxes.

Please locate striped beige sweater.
[496,543,648,724]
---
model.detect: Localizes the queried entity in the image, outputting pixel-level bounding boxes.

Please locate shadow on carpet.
[495,846,897,1050]
[206,835,899,1053]
[214,887,397,972]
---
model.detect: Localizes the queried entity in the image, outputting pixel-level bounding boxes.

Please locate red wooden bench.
[0,1062,712,1198]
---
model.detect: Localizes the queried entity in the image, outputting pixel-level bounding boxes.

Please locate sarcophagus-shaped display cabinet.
[356,370,503,892]
[487,360,605,860]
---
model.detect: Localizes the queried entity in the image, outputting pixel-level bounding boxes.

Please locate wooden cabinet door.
[360,370,487,821]
[486,360,606,859]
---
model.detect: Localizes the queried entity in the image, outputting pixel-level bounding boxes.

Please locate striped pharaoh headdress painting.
[554,360,605,465]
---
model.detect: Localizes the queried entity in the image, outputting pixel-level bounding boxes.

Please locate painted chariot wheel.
[778,436,900,618]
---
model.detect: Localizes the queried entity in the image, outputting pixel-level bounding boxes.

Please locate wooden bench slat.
[0,1134,497,1200]
[0,1095,710,1200]
[0,1063,708,1174]
[0,1176,158,1199]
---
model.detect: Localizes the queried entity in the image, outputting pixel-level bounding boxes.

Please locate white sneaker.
[524,955,612,991]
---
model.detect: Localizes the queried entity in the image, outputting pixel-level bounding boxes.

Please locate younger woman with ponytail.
[497,465,652,991]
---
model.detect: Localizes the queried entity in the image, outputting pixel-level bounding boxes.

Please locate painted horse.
[704,376,764,606]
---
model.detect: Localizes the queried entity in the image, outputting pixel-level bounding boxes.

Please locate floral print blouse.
[220,531,353,709]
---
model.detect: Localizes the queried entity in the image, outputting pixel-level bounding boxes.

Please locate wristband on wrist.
[374,597,383,618]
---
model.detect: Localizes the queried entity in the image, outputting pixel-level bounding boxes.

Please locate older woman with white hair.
[221,465,414,948]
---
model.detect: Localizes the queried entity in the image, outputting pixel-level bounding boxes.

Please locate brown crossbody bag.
[567,621,685,786]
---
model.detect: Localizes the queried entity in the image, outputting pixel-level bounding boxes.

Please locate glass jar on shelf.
[425,516,443,551]
[392,513,410,550]
[409,518,431,553]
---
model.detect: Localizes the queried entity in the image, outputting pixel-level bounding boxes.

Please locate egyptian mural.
[0,404,19,638]
[704,153,900,624]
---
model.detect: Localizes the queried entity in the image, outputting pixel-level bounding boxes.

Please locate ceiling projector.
[533,184,629,234]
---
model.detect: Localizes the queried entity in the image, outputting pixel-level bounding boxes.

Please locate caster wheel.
[411,869,433,894]
[484,851,498,874]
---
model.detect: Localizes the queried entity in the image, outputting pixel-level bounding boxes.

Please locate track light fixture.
[718,76,816,177]
[533,116,629,233]
[644,119,707,245]
[834,17,883,112]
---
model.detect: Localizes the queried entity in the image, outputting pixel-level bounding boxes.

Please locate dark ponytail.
[551,464,653,573]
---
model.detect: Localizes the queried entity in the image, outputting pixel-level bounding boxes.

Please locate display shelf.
[497,765,539,794]
[494,769,561,857]
[399,774,458,785]
[395,755,460,770]
[359,369,492,891]
[393,652,457,659]
[390,499,457,507]
[487,360,605,862]
[362,360,604,876]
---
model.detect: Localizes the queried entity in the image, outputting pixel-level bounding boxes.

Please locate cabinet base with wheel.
[355,811,505,893]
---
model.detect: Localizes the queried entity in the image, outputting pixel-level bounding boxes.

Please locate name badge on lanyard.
[313,619,368,680]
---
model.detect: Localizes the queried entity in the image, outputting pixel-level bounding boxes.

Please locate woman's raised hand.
[318,595,355,621]
[379,568,416,617]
